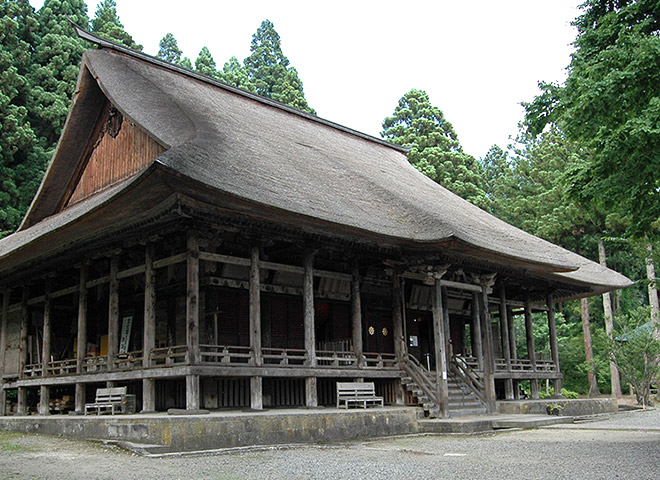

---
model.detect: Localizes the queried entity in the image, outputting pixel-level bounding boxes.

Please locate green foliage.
[157,32,182,64]
[242,20,315,114]
[195,46,217,78]
[610,306,660,406]
[30,0,88,147]
[90,0,140,50]
[218,56,251,89]
[381,89,488,208]
[524,0,660,239]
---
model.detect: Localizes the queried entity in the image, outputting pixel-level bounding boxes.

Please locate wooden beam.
[499,285,514,400]
[303,251,316,368]
[524,291,539,399]
[143,243,156,368]
[471,292,484,371]
[76,264,88,375]
[432,281,449,418]
[0,290,9,375]
[107,255,119,372]
[142,378,155,413]
[41,279,51,386]
[351,263,364,367]
[391,272,405,361]
[19,287,28,380]
[479,283,497,413]
[186,230,200,365]
[74,383,85,414]
[546,293,563,395]
[249,246,262,367]
[250,376,263,410]
[185,374,200,410]
[39,385,50,416]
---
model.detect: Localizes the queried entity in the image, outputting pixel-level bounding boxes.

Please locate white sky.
[32,0,580,159]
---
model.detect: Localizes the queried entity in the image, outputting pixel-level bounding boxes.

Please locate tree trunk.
[646,243,660,340]
[598,237,622,398]
[581,298,601,397]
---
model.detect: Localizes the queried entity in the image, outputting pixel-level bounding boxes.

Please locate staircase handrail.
[450,355,487,405]
[403,354,440,408]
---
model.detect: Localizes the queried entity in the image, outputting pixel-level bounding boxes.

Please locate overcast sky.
[33,0,581,159]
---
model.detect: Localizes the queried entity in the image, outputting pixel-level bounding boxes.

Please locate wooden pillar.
[39,385,50,415]
[441,286,452,362]
[499,285,514,400]
[186,374,200,410]
[303,251,318,408]
[74,383,86,414]
[479,283,497,413]
[432,281,448,418]
[524,291,539,399]
[19,287,28,379]
[42,280,51,379]
[107,255,119,372]
[186,230,200,366]
[249,246,262,367]
[546,293,563,396]
[471,293,484,371]
[249,246,263,410]
[76,264,88,374]
[391,271,406,362]
[17,387,26,415]
[0,290,8,376]
[507,305,520,400]
[0,389,6,416]
[250,376,263,410]
[303,251,316,368]
[351,263,364,367]
[142,378,155,413]
[143,243,156,369]
[40,280,52,416]
[305,377,317,408]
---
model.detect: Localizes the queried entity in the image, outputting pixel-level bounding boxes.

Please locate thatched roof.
[0,28,631,297]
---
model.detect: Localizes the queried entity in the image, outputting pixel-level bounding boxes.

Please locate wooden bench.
[84,387,128,415]
[336,382,384,409]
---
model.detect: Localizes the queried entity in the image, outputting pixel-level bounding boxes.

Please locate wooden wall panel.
[67,108,165,207]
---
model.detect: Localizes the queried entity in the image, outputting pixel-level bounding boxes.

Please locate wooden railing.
[82,356,108,373]
[150,345,187,366]
[200,345,253,365]
[316,349,358,367]
[401,354,440,416]
[46,359,78,376]
[114,351,143,370]
[262,347,307,366]
[363,352,398,369]
[21,344,402,376]
[463,356,558,374]
[450,356,487,404]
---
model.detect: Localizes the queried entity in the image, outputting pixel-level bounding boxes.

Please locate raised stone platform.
[497,398,618,417]
[0,399,619,453]
[0,407,420,453]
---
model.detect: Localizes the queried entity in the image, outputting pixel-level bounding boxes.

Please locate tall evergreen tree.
[157,32,182,64]
[29,0,89,149]
[0,0,45,235]
[218,56,251,90]
[243,20,314,114]
[194,46,217,78]
[524,0,660,239]
[90,0,141,50]
[381,89,487,208]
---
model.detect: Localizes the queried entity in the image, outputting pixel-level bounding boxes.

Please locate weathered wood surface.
[67,111,165,206]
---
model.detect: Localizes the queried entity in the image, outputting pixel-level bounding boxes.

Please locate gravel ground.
[1,409,660,480]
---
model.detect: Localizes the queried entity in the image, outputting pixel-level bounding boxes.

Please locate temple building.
[0,28,631,418]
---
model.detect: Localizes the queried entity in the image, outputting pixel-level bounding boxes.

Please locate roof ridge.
[71,22,408,154]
